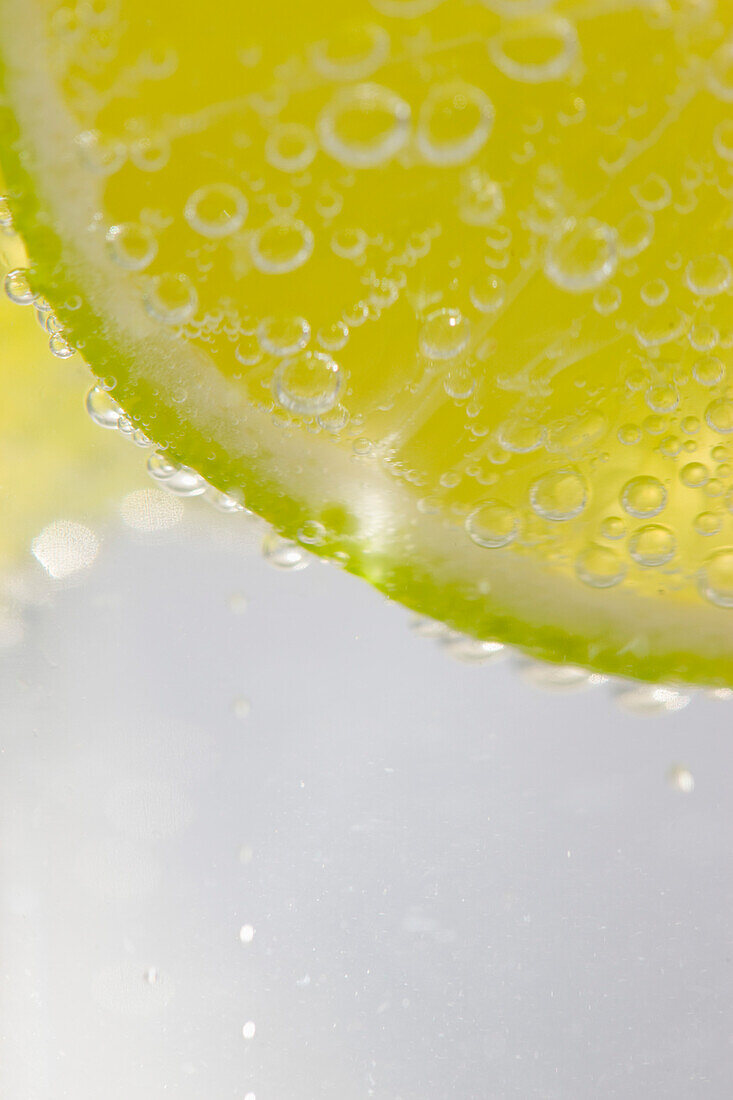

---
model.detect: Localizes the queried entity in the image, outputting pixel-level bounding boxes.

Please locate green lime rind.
[1,56,732,689]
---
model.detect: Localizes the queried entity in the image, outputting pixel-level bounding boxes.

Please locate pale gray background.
[1,513,732,1099]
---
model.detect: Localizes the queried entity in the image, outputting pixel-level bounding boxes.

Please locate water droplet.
[144,273,198,325]
[621,476,666,518]
[544,217,617,292]
[317,83,410,168]
[262,532,309,570]
[575,543,626,587]
[184,183,247,238]
[258,315,311,356]
[4,268,36,305]
[628,524,676,567]
[488,14,579,84]
[530,468,587,521]
[465,500,519,548]
[86,385,122,428]
[705,398,733,435]
[417,81,494,166]
[251,218,314,274]
[273,350,342,416]
[699,548,733,607]
[419,308,471,360]
[685,253,731,298]
[470,273,505,313]
[265,123,317,173]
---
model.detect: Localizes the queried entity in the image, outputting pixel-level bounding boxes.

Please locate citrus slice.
[0,0,732,685]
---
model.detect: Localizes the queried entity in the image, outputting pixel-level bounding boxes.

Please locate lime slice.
[0,0,732,685]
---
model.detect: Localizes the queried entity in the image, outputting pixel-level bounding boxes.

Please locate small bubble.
[184,183,248,238]
[680,462,709,488]
[239,923,255,943]
[229,593,248,614]
[0,195,13,228]
[147,455,206,496]
[713,119,733,161]
[298,520,326,545]
[632,173,672,212]
[331,226,369,260]
[459,169,504,226]
[617,684,691,716]
[530,468,587,521]
[4,268,36,305]
[645,385,678,414]
[621,476,666,518]
[694,511,721,537]
[235,336,263,367]
[49,333,75,358]
[262,532,309,571]
[265,123,317,173]
[575,543,626,588]
[86,385,122,428]
[469,274,505,314]
[273,350,342,416]
[317,83,410,169]
[310,22,390,81]
[442,634,505,663]
[488,15,579,84]
[251,218,314,274]
[417,80,494,166]
[419,308,471,360]
[233,698,251,720]
[317,403,350,432]
[685,253,731,298]
[640,278,668,306]
[593,284,622,315]
[600,515,626,540]
[693,354,725,387]
[75,129,126,175]
[465,500,519,548]
[544,217,617,293]
[105,222,157,270]
[628,524,676,567]
[634,304,688,349]
[144,273,198,325]
[699,548,733,608]
[444,365,476,400]
[617,209,654,258]
[667,765,694,793]
[242,1021,256,1040]
[706,41,733,102]
[705,398,733,435]
[130,133,170,172]
[258,315,311,356]
[618,424,642,445]
[317,320,349,352]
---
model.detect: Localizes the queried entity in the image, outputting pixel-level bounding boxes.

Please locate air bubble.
[310,22,390,81]
[144,273,198,325]
[86,385,122,428]
[632,174,671,212]
[105,222,157,270]
[130,133,170,172]
[617,209,654,258]
[593,284,621,315]
[273,351,343,416]
[694,511,721,536]
[147,455,206,496]
[713,119,733,161]
[49,333,75,358]
[262,532,309,571]
[298,520,326,545]
[235,336,263,367]
[417,81,494,166]
[470,274,505,314]
[685,253,731,298]
[600,515,626,540]
[317,83,411,169]
[575,543,626,588]
[488,15,579,84]
[419,308,471,360]
[265,124,317,173]
[617,684,691,715]
[76,129,126,174]
[629,524,675,567]
[705,398,733,435]
[184,183,248,238]
[680,462,709,488]
[693,354,725,387]
[706,41,733,102]
[258,315,311,356]
[317,404,350,432]
[465,500,519,548]
[544,218,617,292]
[530,468,587,521]
[251,218,314,274]
[645,384,678,414]
[621,476,666,518]
[699,548,733,608]
[459,169,504,226]
[4,268,36,305]
[331,226,369,260]
[641,278,668,306]
[444,365,476,400]
[317,321,350,351]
